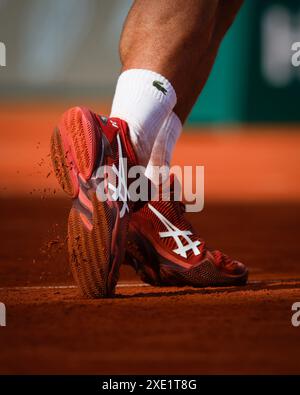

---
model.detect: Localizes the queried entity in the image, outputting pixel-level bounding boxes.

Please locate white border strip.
[0,279,300,292]
[0,283,150,291]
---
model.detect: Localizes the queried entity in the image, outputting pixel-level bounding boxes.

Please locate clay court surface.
[0,104,300,374]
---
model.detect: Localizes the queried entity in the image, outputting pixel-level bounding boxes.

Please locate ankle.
[110,68,177,166]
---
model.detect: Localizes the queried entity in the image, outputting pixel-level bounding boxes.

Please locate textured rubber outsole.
[50,127,75,197]
[50,106,117,298]
[61,106,98,180]
[68,193,114,298]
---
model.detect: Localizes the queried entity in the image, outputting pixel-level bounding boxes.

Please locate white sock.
[110,69,177,166]
[145,111,182,183]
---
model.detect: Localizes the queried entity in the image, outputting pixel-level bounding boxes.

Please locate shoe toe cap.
[227,260,248,278]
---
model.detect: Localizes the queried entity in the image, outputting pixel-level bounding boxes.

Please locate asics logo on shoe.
[99,116,108,125]
[152,80,167,95]
[148,203,201,259]
[108,134,130,218]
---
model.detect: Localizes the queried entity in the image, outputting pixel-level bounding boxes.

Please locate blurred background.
[0,0,300,202]
[1,0,300,121]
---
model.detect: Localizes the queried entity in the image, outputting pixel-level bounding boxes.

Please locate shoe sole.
[50,106,119,298]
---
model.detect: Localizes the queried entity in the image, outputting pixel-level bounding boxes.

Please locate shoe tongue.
[110,117,139,165]
[97,116,137,167]
[151,173,182,202]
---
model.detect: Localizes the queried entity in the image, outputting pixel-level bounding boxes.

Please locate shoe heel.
[51,106,100,198]
[59,106,100,181]
[68,193,113,298]
[50,127,78,198]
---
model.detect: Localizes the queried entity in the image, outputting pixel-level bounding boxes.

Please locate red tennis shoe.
[51,106,139,298]
[125,177,248,287]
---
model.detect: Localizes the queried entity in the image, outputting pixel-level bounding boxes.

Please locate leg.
[120,0,243,123]
[146,0,244,177]
[111,0,220,166]
[51,0,246,298]
[119,0,218,124]
[174,0,244,121]
[123,1,248,286]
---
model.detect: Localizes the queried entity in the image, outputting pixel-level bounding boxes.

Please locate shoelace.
[212,250,234,268]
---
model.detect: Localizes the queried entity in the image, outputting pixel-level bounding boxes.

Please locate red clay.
[0,198,300,374]
[1,104,300,373]
[1,103,300,201]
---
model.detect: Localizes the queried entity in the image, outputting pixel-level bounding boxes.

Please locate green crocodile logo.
[152,80,167,95]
